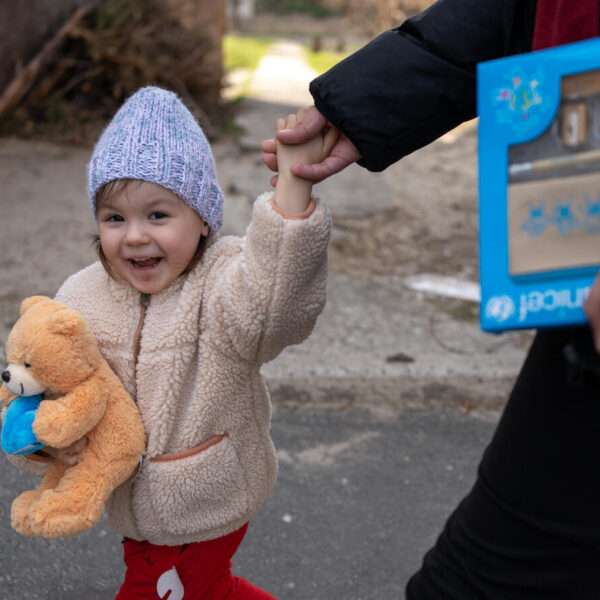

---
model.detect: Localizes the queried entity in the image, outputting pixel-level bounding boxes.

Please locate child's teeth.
[134,258,159,268]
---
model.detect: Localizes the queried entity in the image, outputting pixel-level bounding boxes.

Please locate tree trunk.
[0,0,99,93]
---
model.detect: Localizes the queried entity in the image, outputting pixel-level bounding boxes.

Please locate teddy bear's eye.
[24,362,31,368]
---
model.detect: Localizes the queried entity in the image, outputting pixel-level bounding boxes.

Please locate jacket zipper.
[131,293,150,470]
[131,293,228,465]
[133,293,150,369]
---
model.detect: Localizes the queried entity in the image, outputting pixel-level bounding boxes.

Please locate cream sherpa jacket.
[13,193,330,545]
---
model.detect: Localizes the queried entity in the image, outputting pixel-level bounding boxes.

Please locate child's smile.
[129,257,162,269]
[96,181,209,294]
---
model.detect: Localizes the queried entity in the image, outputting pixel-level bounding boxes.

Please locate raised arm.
[204,110,334,364]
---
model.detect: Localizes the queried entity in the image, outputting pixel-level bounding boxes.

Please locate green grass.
[304,47,354,74]
[257,0,337,18]
[223,35,273,72]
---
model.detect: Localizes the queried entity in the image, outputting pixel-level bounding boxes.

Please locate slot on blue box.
[478,38,600,331]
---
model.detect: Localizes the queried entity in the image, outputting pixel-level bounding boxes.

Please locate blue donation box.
[478,38,600,331]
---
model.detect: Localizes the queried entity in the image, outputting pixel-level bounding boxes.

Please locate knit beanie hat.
[87,86,224,232]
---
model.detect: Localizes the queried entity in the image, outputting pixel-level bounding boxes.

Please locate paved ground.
[0,38,532,598]
[0,406,497,599]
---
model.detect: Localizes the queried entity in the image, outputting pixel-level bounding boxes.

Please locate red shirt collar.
[532,0,598,50]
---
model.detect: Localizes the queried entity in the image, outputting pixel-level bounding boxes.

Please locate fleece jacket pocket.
[146,435,250,536]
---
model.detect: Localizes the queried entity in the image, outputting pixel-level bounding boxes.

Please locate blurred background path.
[246,39,317,105]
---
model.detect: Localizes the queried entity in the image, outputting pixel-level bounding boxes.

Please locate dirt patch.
[330,122,480,283]
[330,203,477,281]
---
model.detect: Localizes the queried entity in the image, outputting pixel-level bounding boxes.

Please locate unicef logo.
[485,295,515,322]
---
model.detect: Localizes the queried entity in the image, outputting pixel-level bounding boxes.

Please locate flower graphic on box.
[493,67,552,135]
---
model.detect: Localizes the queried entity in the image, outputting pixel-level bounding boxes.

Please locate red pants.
[115,523,276,599]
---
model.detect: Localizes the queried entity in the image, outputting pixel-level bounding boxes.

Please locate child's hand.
[275,108,339,180]
[272,108,339,214]
[44,436,88,466]
[261,105,358,185]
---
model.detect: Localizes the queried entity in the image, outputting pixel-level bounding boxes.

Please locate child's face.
[96,181,209,294]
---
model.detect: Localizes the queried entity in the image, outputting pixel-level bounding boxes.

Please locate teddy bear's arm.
[32,377,108,448]
[0,384,16,406]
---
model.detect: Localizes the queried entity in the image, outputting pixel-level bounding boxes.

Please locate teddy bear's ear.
[20,296,51,316]
[47,310,84,337]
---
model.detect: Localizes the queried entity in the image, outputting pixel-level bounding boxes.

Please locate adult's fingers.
[584,272,600,352]
[276,105,327,144]
[262,151,278,172]
[291,153,352,182]
[290,136,361,182]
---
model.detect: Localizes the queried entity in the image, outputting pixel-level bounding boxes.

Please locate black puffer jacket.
[309,0,537,171]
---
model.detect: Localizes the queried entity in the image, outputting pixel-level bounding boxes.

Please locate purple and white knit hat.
[87,86,224,232]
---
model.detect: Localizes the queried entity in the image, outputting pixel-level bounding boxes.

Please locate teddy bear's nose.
[1,371,10,383]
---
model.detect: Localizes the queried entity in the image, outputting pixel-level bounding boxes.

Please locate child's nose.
[124,222,150,245]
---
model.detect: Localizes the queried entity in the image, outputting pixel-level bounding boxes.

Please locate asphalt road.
[0,405,498,600]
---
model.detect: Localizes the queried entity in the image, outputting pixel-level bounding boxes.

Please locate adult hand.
[43,436,88,466]
[261,105,361,185]
[584,272,600,352]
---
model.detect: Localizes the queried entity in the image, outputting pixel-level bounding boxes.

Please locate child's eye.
[105,214,124,222]
[150,211,167,220]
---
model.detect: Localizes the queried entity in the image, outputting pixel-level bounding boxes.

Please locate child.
[9,86,338,599]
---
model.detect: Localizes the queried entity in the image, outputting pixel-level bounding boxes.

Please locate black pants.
[407,327,600,599]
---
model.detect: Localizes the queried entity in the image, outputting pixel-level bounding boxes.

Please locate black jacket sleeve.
[309,0,536,171]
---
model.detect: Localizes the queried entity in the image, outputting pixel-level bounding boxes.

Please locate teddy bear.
[0,296,145,538]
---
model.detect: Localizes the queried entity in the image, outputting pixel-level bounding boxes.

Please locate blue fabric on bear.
[1,394,44,455]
